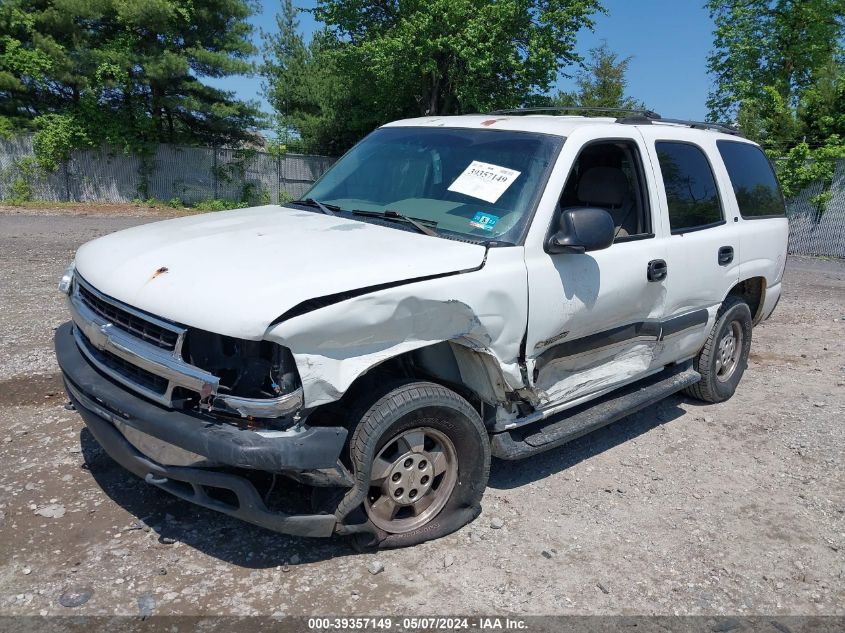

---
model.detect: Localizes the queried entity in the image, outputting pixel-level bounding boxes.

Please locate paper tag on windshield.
[447,161,521,204]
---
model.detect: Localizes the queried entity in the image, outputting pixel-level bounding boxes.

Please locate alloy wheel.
[364,427,458,533]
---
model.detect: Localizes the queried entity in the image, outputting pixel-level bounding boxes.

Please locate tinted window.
[717,140,785,218]
[656,142,723,232]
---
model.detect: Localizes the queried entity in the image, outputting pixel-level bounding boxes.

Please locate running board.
[490,363,700,460]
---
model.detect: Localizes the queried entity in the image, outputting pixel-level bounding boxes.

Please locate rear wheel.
[684,296,752,403]
[341,381,490,549]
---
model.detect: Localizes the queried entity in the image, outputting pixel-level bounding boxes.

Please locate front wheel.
[684,296,753,403]
[342,381,490,549]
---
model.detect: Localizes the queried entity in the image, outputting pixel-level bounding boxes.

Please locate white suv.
[55,110,789,548]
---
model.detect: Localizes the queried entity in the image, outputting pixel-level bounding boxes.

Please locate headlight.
[58,263,75,295]
[181,328,299,400]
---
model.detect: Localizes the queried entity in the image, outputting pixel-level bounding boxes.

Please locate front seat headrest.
[577,166,629,207]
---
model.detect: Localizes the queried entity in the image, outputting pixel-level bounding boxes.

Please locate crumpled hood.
[74,205,487,339]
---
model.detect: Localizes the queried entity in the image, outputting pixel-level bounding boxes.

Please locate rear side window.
[717,140,786,218]
[656,141,723,232]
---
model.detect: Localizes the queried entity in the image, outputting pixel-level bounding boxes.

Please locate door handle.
[718,246,734,266]
[647,259,667,282]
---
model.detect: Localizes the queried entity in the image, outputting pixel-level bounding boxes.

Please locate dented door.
[523,131,669,409]
[524,241,668,408]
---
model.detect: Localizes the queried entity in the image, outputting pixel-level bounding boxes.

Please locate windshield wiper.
[351,209,439,237]
[291,198,339,216]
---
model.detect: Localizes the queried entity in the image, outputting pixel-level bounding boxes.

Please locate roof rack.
[639,116,744,137]
[489,106,663,118]
[488,106,744,137]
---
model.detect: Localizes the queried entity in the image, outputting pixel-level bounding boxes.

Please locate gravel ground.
[0,202,185,219]
[0,211,843,617]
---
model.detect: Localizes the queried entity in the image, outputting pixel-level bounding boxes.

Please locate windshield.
[302,126,563,243]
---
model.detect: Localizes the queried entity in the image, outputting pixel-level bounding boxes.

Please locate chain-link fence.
[784,159,845,258]
[0,136,336,205]
[1,137,844,257]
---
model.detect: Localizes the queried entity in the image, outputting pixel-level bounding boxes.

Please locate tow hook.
[145,473,168,485]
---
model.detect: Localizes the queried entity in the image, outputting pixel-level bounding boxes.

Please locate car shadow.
[488,395,688,490]
[80,395,687,564]
[79,428,353,568]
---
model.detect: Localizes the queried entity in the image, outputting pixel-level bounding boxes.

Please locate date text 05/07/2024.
[306,616,528,631]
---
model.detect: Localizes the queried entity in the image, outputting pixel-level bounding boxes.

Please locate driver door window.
[559,140,652,242]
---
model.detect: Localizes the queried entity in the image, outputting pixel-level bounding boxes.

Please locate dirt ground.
[0,209,843,617]
[0,202,185,219]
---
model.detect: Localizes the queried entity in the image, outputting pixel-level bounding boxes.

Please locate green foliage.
[706,0,844,142]
[262,0,603,154]
[0,116,13,139]
[192,198,249,212]
[211,148,266,204]
[706,0,843,122]
[240,181,258,204]
[706,0,845,215]
[168,197,183,209]
[4,156,37,202]
[800,57,845,145]
[32,113,91,172]
[552,41,646,111]
[265,139,288,157]
[0,0,264,159]
[771,136,845,206]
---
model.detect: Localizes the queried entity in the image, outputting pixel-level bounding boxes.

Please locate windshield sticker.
[447,160,521,203]
[469,211,500,232]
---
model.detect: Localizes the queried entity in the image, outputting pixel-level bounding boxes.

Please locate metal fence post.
[277,153,282,204]
[63,160,71,201]
[213,147,218,200]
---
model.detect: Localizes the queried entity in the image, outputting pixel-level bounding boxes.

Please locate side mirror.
[545,207,615,255]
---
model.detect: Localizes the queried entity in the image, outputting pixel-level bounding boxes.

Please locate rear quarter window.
[655,141,723,233]
[716,140,786,218]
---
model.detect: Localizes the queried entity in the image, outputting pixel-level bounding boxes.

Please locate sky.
[207,0,717,132]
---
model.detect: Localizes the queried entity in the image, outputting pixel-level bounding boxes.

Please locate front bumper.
[55,321,347,537]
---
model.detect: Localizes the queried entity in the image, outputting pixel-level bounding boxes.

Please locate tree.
[0,0,263,168]
[262,0,306,146]
[262,0,364,154]
[263,0,603,154]
[553,41,645,111]
[705,0,845,204]
[707,0,843,123]
[800,56,845,145]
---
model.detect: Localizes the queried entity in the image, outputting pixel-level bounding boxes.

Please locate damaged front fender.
[264,247,529,408]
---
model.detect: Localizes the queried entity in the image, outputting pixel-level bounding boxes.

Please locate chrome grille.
[77,281,179,351]
[68,275,219,407]
[76,330,168,395]
[66,273,304,418]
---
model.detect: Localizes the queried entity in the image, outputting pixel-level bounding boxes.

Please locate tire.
[339,381,490,550]
[684,296,753,403]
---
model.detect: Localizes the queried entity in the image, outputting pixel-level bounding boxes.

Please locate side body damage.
[265,247,529,409]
